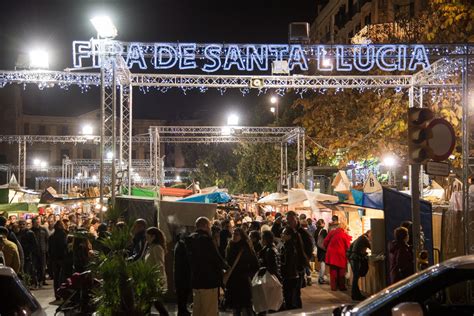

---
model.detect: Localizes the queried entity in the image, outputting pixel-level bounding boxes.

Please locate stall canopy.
[178,191,231,204]
[257,193,287,205]
[288,189,338,206]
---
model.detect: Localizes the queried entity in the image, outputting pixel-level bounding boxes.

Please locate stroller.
[55,270,97,315]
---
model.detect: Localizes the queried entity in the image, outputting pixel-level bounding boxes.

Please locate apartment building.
[311,0,427,43]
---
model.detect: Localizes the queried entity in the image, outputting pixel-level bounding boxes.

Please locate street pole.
[410,163,421,272]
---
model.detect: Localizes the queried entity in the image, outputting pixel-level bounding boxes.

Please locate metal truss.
[0,70,416,89]
[0,135,149,144]
[18,139,26,187]
[149,126,306,188]
[132,74,415,89]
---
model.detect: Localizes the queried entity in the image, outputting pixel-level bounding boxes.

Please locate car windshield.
[350,264,448,315]
[0,274,41,315]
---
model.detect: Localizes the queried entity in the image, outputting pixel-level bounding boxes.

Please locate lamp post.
[383,155,397,187]
[270,96,279,123]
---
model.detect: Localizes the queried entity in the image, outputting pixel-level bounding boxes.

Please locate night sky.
[0,0,317,122]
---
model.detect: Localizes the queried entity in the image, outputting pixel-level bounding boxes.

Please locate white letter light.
[179,43,198,70]
[154,44,178,69]
[126,43,147,69]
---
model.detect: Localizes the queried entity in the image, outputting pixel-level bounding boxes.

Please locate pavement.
[34,277,354,315]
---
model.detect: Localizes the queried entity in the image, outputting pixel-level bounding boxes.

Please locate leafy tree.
[293,0,472,167]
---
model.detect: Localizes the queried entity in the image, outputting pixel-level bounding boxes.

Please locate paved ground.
[34,277,353,315]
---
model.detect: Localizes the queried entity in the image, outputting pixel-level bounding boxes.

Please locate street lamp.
[29,49,49,69]
[270,96,279,123]
[382,155,397,186]
[90,16,118,39]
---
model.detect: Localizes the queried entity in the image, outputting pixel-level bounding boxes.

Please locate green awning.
[0,203,38,213]
[122,187,157,198]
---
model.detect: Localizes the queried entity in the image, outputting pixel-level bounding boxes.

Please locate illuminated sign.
[73,41,430,73]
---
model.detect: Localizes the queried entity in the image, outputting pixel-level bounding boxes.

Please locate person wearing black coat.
[286,211,313,307]
[225,227,259,316]
[349,230,371,301]
[219,220,232,258]
[128,219,147,261]
[32,217,49,286]
[314,219,328,284]
[17,219,40,287]
[259,230,281,281]
[280,227,300,310]
[187,217,228,316]
[48,220,67,300]
[174,233,192,316]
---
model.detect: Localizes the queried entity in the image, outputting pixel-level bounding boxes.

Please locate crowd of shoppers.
[0,204,427,315]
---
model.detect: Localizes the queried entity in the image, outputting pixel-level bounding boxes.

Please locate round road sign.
[427,118,456,161]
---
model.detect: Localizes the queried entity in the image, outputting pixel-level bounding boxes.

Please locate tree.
[293,0,472,167]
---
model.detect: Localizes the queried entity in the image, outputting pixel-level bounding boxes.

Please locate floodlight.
[270,107,276,113]
[82,124,93,135]
[40,161,48,168]
[227,114,239,126]
[270,96,278,104]
[29,49,49,69]
[176,175,181,182]
[90,16,118,38]
[33,158,41,166]
[106,151,114,159]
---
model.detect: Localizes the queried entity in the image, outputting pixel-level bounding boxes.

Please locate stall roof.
[257,192,288,205]
[178,191,231,204]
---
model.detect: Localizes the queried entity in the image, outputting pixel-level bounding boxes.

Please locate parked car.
[327,255,474,316]
[0,264,46,316]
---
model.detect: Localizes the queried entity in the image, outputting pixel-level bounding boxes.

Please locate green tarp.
[0,203,37,213]
[122,187,157,198]
[0,188,9,204]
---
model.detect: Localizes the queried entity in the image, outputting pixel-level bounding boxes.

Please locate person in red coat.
[323,222,351,291]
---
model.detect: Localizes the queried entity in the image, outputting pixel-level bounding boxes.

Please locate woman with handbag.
[224,227,259,316]
[314,219,328,284]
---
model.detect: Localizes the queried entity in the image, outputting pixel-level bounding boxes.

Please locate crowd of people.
[0,205,424,316]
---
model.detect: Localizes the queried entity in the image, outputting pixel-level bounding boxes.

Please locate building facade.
[0,85,191,188]
[311,0,427,43]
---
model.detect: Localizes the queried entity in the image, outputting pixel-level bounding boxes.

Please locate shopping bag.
[251,269,283,313]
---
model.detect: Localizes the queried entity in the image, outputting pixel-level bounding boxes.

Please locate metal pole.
[462,53,470,255]
[119,84,124,167]
[111,62,117,208]
[302,130,306,186]
[128,84,133,194]
[297,131,301,184]
[280,143,283,192]
[99,67,105,208]
[285,143,288,187]
[18,141,21,186]
[22,141,26,187]
[410,163,421,272]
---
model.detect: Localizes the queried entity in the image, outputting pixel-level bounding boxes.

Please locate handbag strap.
[227,249,244,278]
